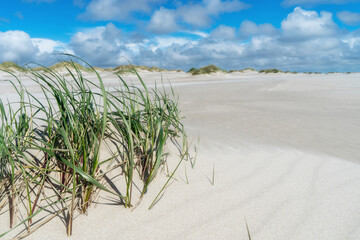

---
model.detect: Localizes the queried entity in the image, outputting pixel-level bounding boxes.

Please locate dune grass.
[229,68,257,73]
[0,62,27,73]
[259,68,283,74]
[48,61,93,73]
[113,65,166,75]
[188,65,227,75]
[0,56,190,238]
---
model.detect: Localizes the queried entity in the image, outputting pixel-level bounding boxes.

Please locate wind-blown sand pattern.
[1,70,360,239]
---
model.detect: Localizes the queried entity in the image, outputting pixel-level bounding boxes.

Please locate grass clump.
[113,65,166,75]
[48,61,92,72]
[0,62,27,73]
[0,55,190,238]
[188,65,227,75]
[229,68,256,73]
[113,65,136,74]
[259,68,283,74]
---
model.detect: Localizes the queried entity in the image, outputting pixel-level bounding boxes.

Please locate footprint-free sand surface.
[1,71,360,239]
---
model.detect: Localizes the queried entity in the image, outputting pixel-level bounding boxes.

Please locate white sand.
[1,71,360,239]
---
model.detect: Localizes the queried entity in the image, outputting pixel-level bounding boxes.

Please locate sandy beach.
[1,70,360,239]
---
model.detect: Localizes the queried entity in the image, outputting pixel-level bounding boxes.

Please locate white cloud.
[79,0,164,21]
[337,11,360,25]
[282,0,360,7]
[0,30,70,66]
[148,7,179,34]
[180,0,248,27]
[147,0,248,33]
[178,4,212,27]
[281,7,339,40]
[204,0,247,13]
[239,20,277,37]
[134,7,360,72]
[153,36,195,49]
[210,25,237,40]
[69,23,131,66]
[3,8,360,72]
[0,30,38,63]
[182,31,209,38]
[31,38,64,54]
[79,0,248,34]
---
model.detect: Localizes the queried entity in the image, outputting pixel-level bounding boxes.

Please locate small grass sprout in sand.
[245,217,252,240]
[205,162,215,186]
[0,55,190,238]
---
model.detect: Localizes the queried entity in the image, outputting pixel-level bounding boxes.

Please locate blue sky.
[1,0,360,72]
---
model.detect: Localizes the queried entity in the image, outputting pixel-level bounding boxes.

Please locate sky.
[1,0,360,72]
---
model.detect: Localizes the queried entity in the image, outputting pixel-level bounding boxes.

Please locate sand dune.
[1,71,360,239]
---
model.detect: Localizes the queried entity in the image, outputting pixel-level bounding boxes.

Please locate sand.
[1,71,360,239]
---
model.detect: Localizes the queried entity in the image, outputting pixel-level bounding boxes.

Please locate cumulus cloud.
[79,0,248,33]
[31,38,64,54]
[137,7,360,72]
[79,0,164,21]
[69,23,132,66]
[239,20,277,38]
[2,7,360,72]
[210,25,237,40]
[148,7,179,34]
[281,7,339,40]
[178,4,212,27]
[0,30,38,63]
[0,30,70,66]
[182,31,209,38]
[152,36,195,49]
[282,0,359,7]
[60,7,360,72]
[204,0,248,14]
[147,0,249,33]
[337,11,360,25]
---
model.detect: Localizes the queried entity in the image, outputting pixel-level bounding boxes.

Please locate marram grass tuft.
[0,55,190,238]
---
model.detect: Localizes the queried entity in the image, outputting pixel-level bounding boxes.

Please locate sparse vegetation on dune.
[306,72,321,74]
[188,65,227,75]
[0,62,26,73]
[113,65,167,75]
[113,65,138,74]
[259,68,283,74]
[0,56,190,238]
[1,61,352,76]
[229,68,256,73]
[48,61,92,72]
[94,66,113,72]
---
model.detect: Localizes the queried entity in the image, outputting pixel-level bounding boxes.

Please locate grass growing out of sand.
[0,56,189,238]
[0,62,27,73]
[188,65,227,75]
[259,68,283,73]
[113,65,165,75]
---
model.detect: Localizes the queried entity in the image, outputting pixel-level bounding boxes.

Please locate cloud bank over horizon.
[1,1,360,72]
